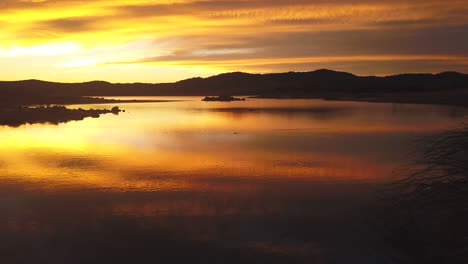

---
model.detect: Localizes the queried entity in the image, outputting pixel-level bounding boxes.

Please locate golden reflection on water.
[1,98,467,263]
[0,98,466,192]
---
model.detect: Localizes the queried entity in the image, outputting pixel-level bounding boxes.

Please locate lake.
[0,97,466,263]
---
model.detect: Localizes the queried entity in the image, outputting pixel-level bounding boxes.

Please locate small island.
[202,96,246,102]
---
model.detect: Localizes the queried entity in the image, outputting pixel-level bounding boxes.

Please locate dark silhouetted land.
[202,96,246,102]
[1,69,467,126]
[0,105,122,127]
[1,69,468,106]
[0,93,175,126]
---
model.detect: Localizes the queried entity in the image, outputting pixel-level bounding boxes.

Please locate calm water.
[1,97,467,263]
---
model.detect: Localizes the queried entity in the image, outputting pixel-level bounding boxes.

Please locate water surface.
[1,98,466,263]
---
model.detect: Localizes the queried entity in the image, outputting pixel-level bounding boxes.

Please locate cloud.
[34,17,103,33]
[101,24,468,66]
[0,0,467,81]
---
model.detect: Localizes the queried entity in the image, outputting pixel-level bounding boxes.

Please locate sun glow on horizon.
[0,0,467,82]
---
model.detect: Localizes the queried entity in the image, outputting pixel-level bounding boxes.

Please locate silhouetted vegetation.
[379,124,468,263]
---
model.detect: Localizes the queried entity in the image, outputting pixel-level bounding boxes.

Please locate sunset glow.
[1,0,467,82]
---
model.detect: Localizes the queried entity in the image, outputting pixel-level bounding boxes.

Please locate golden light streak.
[0,0,467,81]
[112,55,468,73]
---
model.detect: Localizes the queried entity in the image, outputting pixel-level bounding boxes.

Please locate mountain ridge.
[1,69,467,97]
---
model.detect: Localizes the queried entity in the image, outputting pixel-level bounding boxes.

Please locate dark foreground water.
[0,97,466,263]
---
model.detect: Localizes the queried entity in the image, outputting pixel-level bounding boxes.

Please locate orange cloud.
[0,0,467,82]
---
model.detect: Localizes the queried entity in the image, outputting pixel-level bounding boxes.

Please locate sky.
[0,0,467,83]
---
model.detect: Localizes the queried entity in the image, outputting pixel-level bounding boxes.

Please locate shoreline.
[61,99,184,106]
[0,105,123,127]
[2,92,467,127]
[251,90,468,108]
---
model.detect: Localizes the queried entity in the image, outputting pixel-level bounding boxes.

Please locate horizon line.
[1,69,466,85]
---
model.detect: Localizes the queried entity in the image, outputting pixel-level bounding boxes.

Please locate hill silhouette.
[1,69,467,97]
[1,69,468,106]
